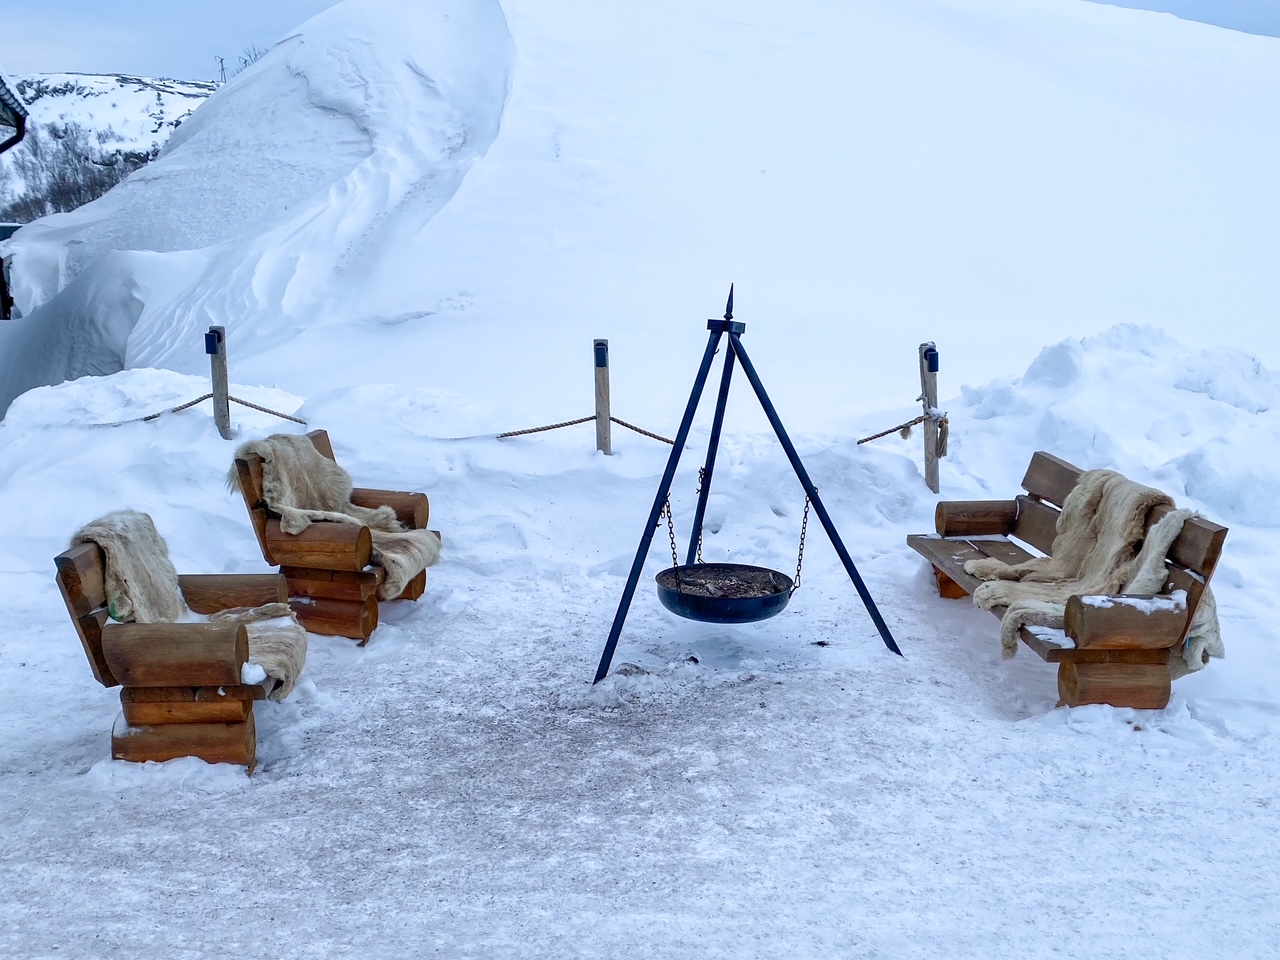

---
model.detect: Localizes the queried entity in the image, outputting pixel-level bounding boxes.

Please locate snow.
[1026,625,1074,648]
[240,662,268,685]
[1,0,1279,956]
[1084,590,1189,614]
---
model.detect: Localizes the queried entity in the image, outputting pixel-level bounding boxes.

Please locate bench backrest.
[233,429,337,564]
[1014,451,1227,641]
[54,541,116,687]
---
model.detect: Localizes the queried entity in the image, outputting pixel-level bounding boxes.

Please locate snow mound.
[945,323,1280,544]
[0,0,513,413]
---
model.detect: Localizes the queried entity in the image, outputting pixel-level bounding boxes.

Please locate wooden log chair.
[907,451,1228,710]
[232,429,436,643]
[55,543,287,771]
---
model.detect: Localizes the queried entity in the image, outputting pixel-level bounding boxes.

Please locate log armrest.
[934,500,1019,538]
[264,519,372,571]
[179,574,288,614]
[101,623,249,687]
[349,488,430,529]
[1064,594,1189,650]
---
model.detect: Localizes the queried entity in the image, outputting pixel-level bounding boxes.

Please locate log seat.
[232,429,437,643]
[906,451,1228,709]
[55,542,287,772]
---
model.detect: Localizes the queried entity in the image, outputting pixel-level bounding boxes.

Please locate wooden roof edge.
[0,68,29,125]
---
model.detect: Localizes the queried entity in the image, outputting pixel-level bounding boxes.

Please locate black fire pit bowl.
[655,562,794,624]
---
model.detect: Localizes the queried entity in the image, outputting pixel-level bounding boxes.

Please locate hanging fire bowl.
[655,562,794,624]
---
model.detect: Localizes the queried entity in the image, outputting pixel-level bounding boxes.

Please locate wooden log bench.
[907,451,1228,709]
[232,429,438,643]
[55,543,287,771]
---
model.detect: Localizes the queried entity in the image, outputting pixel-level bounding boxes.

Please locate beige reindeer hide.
[230,434,440,599]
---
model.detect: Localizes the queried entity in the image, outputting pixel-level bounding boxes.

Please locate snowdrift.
[0,0,514,413]
[4,0,1280,438]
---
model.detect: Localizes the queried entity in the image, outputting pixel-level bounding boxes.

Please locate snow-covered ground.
[0,0,1277,956]
[2,327,1276,958]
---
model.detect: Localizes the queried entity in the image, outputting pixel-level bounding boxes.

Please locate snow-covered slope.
[0,73,215,219]
[11,73,214,151]
[3,0,1279,430]
[0,0,513,413]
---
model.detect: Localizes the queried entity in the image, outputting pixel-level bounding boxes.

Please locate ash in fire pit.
[658,564,791,599]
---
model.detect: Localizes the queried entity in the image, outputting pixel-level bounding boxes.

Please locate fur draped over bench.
[907,451,1229,708]
[961,469,1222,674]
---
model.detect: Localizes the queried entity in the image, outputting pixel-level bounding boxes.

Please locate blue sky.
[2,1,333,80]
[1085,0,1280,36]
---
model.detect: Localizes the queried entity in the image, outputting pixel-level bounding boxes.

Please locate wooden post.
[206,326,231,440]
[594,339,612,455]
[919,342,940,494]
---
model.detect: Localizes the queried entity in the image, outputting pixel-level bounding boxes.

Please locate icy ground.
[1,0,1278,955]
[0,328,1277,958]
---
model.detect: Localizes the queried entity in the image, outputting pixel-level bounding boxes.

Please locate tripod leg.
[728,335,902,656]
[594,329,725,682]
[685,346,736,565]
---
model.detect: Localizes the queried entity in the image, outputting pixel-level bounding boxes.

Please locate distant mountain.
[0,73,216,223]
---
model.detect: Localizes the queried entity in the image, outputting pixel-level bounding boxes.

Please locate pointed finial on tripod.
[724,283,734,321]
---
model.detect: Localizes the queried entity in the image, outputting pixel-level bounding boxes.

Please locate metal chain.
[694,468,706,563]
[662,497,680,568]
[793,494,812,593]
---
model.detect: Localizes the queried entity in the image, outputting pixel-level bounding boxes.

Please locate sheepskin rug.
[962,469,1222,671]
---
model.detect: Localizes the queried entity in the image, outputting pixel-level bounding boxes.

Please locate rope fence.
[83,394,305,429]
[81,397,943,450]
[855,410,948,448]
[493,409,946,449]
[497,415,677,445]
[66,328,945,484]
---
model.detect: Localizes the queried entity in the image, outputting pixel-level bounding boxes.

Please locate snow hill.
[0,73,215,221]
[0,0,1278,956]
[3,0,1279,425]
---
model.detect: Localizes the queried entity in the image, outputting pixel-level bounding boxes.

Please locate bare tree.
[0,122,156,222]
[232,45,270,77]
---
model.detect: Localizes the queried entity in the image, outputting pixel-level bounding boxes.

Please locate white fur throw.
[207,603,308,700]
[962,470,1223,669]
[71,510,307,698]
[72,510,185,623]
[230,433,440,600]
